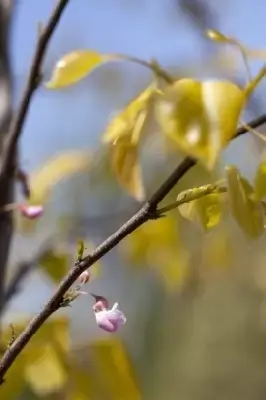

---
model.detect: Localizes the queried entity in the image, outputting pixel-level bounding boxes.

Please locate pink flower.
[19,204,44,219]
[91,294,126,333]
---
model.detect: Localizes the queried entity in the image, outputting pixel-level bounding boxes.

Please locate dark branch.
[0,112,266,382]
[0,0,69,176]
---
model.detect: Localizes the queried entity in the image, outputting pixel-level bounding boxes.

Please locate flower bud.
[79,270,90,284]
[19,204,44,219]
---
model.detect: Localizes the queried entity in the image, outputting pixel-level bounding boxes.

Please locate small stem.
[110,53,175,84]
[240,120,266,143]
[0,203,19,213]
[157,184,227,215]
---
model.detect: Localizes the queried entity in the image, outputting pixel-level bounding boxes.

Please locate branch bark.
[0,0,14,314]
[0,112,266,382]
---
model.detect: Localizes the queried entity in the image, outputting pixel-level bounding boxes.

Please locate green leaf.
[39,250,69,283]
[110,135,144,201]
[102,85,156,144]
[77,239,85,261]
[156,79,244,169]
[254,161,266,201]
[226,165,264,238]
[46,51,110,89]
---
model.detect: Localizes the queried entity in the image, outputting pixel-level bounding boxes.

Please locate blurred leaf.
[39,250,69,283]
[152,248,190,291]
[254,161,266,200]
[91,338,141,399]
[245,65,266,97]
[111,135,144,201]
[156,79,244,169]
[0,352,26,399]
[68,364,93,399]
[30,151,91,204]
[205,29,231,43]
[24,343,67,396]
[76,239,85,261]
[202,231,233,269]
[46,51,110,89]
[102,84,156,144]
[226,165,264,238]
[122,217,178,266]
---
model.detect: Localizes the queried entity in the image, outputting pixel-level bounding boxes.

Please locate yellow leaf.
[202,231,233,269]
[68,364,93,399]
[0,353,26,399]
[152,248,190,291]
[103,85,156,144]
[30,151,91,204]
[156,79,244,169]
[24,343,67,396]
[226,165,264,238]
[196,193,222,230]
[254,162,266,201]
[245,65,266,97]
[39,249,69,283]
[205,29,231,43]
[46,50,108,89]
[91,338,141,400]
[111,135,144,201]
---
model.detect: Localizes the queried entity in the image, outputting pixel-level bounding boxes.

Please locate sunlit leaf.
[29,151,91,204]
[39,250,69,283]
[196,193,222,230]
[24,343,67,396]
[91,338,141,399]
[46,51,110,89]
[178,186,223,230]
[226,165,264,238]
[205,29,231,43]
[102,85,156,144]
[111,135,144,200]
[156,79,244,169]
[254,161,266,201]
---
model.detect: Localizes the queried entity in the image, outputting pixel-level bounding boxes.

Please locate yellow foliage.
[226,166,264,238]
[46,50,110,89]
[156,79,244,169]
[102,85,156,144]
[254,161,266,201]
[24,343,67,396]
[91,338,141,400]
[29,151,91,205]
[110,135,144,201]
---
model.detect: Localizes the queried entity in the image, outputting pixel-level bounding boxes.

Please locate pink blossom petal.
[95,310,118,332]
[19,204,44,219]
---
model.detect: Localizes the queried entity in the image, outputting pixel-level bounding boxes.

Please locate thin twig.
[0,0,70,177]
[0,113,266,382]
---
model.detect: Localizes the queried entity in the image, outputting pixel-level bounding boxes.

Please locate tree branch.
[0,112,266,382]
[0,0,70,176]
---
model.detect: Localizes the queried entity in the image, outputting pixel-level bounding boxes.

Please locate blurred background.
[2,0,266,398]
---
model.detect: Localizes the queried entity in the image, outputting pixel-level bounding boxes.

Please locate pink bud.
[92,300,126,333]
[79,270,90,284]
[19,204,44,220]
